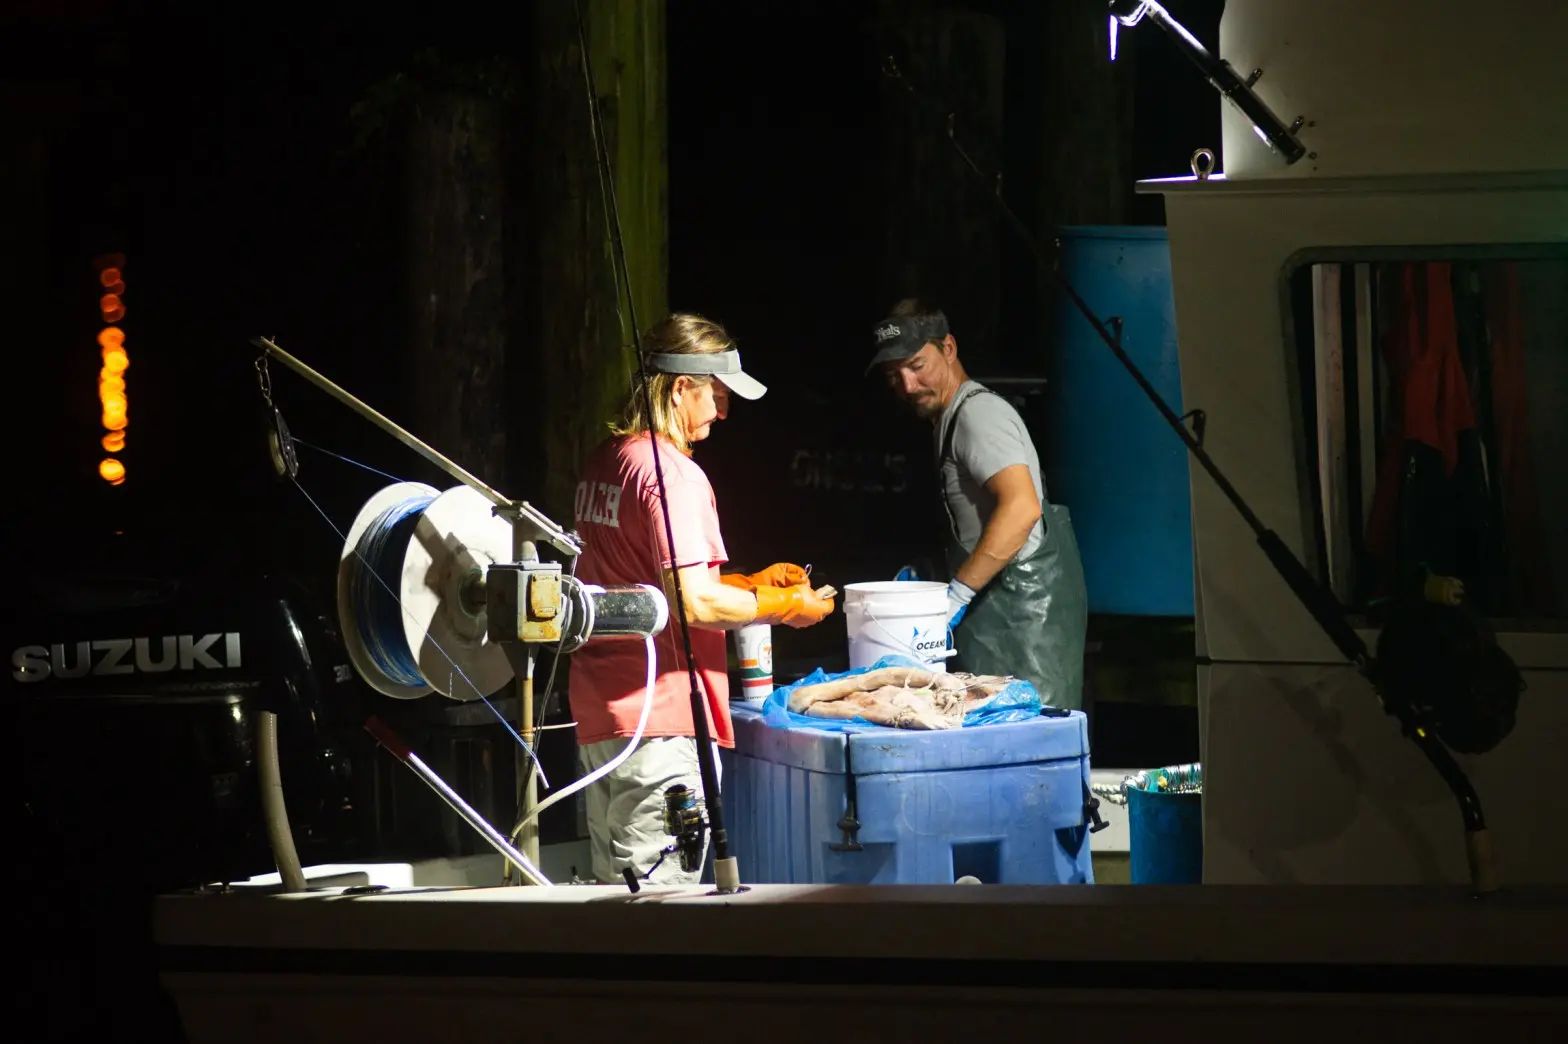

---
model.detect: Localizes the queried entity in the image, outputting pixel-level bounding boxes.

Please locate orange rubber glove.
[750,562,812,589]
[754,584,836,629]
[718,562,811,592]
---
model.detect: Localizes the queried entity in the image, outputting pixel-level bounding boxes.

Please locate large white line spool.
[843,580,955,672]
[337,481,515,701]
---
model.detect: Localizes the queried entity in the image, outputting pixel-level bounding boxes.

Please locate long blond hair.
[610,313,734,454]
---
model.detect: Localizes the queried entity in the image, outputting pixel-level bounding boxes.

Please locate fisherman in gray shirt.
[869,298,1088,709]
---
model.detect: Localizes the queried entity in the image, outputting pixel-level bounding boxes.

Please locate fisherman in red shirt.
[569,313,835,885]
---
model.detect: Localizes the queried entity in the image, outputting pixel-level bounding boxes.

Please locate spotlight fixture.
[1108,0,1306,165]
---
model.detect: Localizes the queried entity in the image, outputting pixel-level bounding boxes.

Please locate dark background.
[4,0,1221,761]
[3,0,1220,579]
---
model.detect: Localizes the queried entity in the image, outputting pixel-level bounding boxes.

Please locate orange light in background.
[96,257,128,483]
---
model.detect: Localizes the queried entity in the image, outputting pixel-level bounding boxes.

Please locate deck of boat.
[155,879,1568,1042]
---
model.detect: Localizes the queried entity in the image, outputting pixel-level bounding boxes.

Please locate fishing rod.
[571,0,739,892]
[879,54,1501,895]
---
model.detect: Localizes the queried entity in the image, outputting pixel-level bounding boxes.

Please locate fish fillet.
[788,669,1016,729]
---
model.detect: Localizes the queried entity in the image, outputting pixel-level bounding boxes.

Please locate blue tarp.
[760,654,1043,732]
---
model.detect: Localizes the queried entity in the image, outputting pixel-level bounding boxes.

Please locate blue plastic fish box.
[728,702,1096,885]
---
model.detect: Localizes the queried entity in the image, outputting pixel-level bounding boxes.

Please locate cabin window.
[1287,251,1568,629]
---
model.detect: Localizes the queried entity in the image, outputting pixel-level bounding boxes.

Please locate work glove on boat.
[754,583,835,628]
[947,578,976,630]
[719,562,811,592]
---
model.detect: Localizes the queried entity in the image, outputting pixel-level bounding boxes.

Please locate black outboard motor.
[6,568,366,891]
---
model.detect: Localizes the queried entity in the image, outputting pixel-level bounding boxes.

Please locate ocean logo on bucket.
[910,624,946,658]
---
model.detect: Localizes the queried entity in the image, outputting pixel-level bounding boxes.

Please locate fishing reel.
[661,783,708,874]
[1369,597,1525,755]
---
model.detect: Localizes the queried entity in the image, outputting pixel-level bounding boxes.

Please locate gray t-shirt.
[935,380,1045,559]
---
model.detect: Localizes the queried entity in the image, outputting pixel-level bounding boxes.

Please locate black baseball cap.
[866,311,950,373]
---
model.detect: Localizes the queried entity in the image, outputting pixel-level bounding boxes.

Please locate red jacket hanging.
[1364,262,1477,581]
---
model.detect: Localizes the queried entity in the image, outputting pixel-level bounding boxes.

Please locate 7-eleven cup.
[735,623,773,701]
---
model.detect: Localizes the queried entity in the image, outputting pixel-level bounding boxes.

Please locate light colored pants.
[578,735,722,886]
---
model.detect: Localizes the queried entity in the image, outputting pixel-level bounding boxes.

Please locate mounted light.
[1106,0,1306,165]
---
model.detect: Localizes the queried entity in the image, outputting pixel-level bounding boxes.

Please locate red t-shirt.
[568,433,734,749]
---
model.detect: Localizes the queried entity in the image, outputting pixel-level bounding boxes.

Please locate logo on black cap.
[875,323,901,344]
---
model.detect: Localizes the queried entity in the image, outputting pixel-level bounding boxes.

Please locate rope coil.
[349,492,438,689]
[1092,763,1205,806]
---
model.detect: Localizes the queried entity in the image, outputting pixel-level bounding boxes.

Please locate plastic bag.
[760,653,1043,732]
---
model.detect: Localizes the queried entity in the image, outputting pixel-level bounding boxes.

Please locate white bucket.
[843,581,955,672]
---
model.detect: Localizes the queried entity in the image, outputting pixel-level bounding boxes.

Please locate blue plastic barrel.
[1127,786,1203,884]
[1047,226,1194,617]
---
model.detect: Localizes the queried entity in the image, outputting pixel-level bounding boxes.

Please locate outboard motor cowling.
[6,570,365,891]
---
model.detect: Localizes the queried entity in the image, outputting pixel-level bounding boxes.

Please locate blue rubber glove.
[947,578,976,631]
[893,565,920,581]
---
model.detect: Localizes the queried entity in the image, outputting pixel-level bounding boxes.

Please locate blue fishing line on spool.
[352,493,437,688]
[287,473,548,782]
